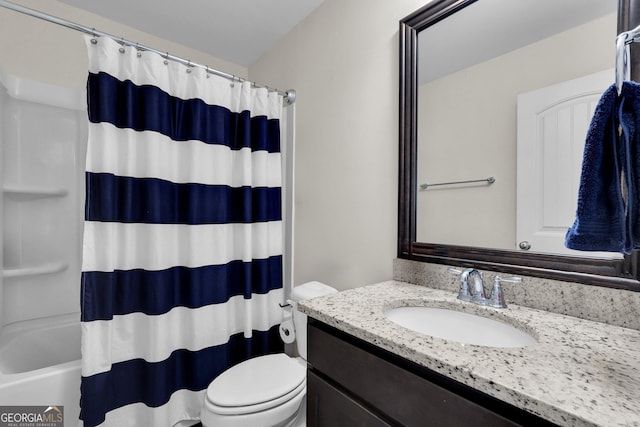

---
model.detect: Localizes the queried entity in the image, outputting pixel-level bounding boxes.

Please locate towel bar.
[420,176,495,190]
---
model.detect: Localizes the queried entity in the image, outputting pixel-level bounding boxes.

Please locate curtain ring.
[163,52,169,66]
[230,75,235,87]
[118,37,125,54]
[205,66,210,78]
[135,42,142,58]
[90,28,98,45]
[186,60,192,73]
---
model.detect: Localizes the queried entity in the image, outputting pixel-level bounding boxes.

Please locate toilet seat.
[206,380,305,416]
[205,353,306,416]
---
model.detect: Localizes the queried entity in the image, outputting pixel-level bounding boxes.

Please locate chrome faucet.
[447,268,521,308]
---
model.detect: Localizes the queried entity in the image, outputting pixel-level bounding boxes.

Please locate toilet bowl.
[200,281,337,427]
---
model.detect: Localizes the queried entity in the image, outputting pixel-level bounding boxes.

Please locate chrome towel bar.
[420,176,495,190]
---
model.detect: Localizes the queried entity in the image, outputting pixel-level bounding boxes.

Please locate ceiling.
[54,0,619,77]
[419,0,618,84]
[56,0,325,67]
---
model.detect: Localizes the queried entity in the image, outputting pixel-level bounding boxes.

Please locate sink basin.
[384,306,536,348]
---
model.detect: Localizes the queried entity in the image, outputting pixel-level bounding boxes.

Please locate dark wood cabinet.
[306,319,558,427]
[307,370,393,426]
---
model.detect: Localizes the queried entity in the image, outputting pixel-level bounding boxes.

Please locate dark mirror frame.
[398,0,640,291]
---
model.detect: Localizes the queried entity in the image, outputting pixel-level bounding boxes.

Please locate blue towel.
[565,81,640,254]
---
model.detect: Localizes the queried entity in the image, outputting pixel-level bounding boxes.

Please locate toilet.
[200,281,338,427]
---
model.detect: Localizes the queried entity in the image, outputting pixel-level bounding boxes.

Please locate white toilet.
[200,281,338,427]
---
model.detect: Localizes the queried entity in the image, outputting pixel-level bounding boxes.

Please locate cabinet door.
[307,370,393,427]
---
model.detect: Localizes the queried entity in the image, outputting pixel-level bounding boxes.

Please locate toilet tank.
[289,281,337,360]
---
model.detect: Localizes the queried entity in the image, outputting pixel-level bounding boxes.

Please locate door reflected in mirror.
[415,0,619,258]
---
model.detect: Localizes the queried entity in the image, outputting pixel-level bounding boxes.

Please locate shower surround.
[0,68,86,425]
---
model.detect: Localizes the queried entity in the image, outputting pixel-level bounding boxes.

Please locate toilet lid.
[206,354,306,408]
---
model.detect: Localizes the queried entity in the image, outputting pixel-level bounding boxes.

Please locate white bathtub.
[0,313,81,425]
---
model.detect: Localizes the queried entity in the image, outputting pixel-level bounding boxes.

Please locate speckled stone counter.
[298,281,640,427]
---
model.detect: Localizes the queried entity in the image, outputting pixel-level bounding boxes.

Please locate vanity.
[299,281,640,426]
[305,322,539,426]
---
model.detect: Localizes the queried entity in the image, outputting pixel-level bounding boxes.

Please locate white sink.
[384,306,536,348]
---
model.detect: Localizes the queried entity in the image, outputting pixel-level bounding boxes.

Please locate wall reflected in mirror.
[416,0,620,258]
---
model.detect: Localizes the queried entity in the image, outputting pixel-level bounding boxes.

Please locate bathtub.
[0,313,81,425]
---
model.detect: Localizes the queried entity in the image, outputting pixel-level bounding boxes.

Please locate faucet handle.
[495,276,522,284]
[447,267,472,302]
[487,275,521,308]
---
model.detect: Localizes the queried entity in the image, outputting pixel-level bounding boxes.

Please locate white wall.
[249,0,426,291]
[0,0,247,90]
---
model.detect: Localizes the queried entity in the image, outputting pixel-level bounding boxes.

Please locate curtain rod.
[0,0,296,104]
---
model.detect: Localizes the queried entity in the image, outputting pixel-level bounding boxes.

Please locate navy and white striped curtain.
[79,36,285,427]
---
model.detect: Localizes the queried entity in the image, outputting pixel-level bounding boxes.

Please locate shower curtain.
[79,36,285,427]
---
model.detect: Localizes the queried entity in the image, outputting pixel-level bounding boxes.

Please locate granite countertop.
[297,280,640,427]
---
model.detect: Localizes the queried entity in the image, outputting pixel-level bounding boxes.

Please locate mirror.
[399,0,640,290]
[416,0,617,255]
